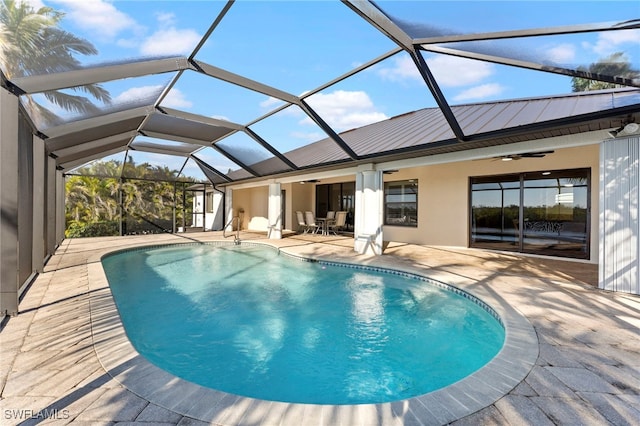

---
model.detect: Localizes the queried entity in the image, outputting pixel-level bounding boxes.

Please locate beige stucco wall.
[232,186,269,231]
[228,144,599,262]
[288,182,315,231]
[383,144,600,262]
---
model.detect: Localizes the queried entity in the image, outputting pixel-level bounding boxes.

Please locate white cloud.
[545,43,576,64]
[114,85,192,109]
[51,0,139,40]
[377,55,421,83]
[452,83,505,102]
[140,28,201,56]
[260,97,285,109]
[114,85,163,104]
[162,88,192,109]
[426,55,494,87]
[587,29,640,55]
[140,27,201,56]
[304,90,388,132]
[155,12,176,26]
[23,0,45,9]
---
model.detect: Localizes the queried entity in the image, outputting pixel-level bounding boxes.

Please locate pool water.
[102,244,504,405]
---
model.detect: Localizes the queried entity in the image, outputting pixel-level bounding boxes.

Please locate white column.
[268,182,282,239]
[600,136,640,295]
[225,187,234,232]
[354,165,384,255]
[32,135,45,273]
[56,170,65,245]
[0,88,19,316]
[46,156,57,255]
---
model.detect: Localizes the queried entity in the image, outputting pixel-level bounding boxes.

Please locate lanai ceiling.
[2,0,639,184]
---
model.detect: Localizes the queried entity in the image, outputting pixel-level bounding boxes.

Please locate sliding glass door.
[470,175,520,250]
[470,168,590,259]
[521,170,589,257]
[316,182,355,231]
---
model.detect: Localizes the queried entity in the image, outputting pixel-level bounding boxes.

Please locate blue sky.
[24,0,640,179]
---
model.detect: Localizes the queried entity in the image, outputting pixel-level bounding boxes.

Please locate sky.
[21,0,640,180]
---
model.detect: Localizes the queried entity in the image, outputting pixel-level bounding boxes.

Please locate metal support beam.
[414,20,640,44]
[410,49,467,142]
[420,45,640,88]
[192,154,233,183]
[32,134,45,273]
[244,127,299,170]
[211,144,260,177]
[299,99,359,160]
[10,57,193,94]
[343,0,414,49]
[193,60,300,105]
[0,88,19,316]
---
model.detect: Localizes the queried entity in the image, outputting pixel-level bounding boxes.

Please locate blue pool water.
[102,244,504,405]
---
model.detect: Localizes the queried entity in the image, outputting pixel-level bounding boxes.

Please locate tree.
[571,52,639,92]
[64,159,205,237]
[0,0,110,125]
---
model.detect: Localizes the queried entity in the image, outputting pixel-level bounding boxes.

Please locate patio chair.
[304,211,322,234]
[296,211,309,233]
[326,211,335,220]
[327,211,347,235]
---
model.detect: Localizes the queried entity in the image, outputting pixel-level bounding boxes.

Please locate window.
[206,192,215,213]
[470,169,590,259]
[384,180,418,227]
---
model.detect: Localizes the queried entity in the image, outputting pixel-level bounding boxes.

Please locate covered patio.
[1,232,638,425]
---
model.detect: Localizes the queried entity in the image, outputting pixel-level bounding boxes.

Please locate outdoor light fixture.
[498,151,554,161]
[624,122,639,133]
[608,120,639,138]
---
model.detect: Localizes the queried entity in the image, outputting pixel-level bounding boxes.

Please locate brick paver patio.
[1,232,638,425]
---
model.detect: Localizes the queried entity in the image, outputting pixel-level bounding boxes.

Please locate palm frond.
[69,84,112,104]
[42,90,102,115]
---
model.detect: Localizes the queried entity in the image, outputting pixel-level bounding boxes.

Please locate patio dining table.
[315,216,333,236]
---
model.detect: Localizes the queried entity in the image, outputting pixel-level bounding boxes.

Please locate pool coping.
[88,240,538,425]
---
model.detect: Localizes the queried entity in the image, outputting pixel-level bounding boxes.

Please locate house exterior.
[2,0,639,325]
[197,90,640,296]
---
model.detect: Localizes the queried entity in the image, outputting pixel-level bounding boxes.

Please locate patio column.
[0,87,19,316]
[225,187,234,232]
[32,134,45,273]
[46,156,57,255]
[268,183,282,239]
[56,169,65,245]
[600,136,640,295]
[354,165,384,255]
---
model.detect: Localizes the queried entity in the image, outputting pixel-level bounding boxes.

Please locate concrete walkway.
[1,232,639,425]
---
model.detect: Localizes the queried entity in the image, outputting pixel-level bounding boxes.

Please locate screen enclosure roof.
[2,0,639,184]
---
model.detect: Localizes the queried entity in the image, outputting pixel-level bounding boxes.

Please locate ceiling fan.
[496,150,554,161]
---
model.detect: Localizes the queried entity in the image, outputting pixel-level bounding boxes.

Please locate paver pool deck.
[1,232,639,425]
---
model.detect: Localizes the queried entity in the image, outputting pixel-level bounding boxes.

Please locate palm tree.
[0,0,110,126]
[572,52,639,92]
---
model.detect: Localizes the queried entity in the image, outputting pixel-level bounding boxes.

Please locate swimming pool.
[103,243,504,405]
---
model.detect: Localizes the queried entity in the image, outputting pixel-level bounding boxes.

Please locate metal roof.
[225,88,640,181]
[1,1,638,183]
